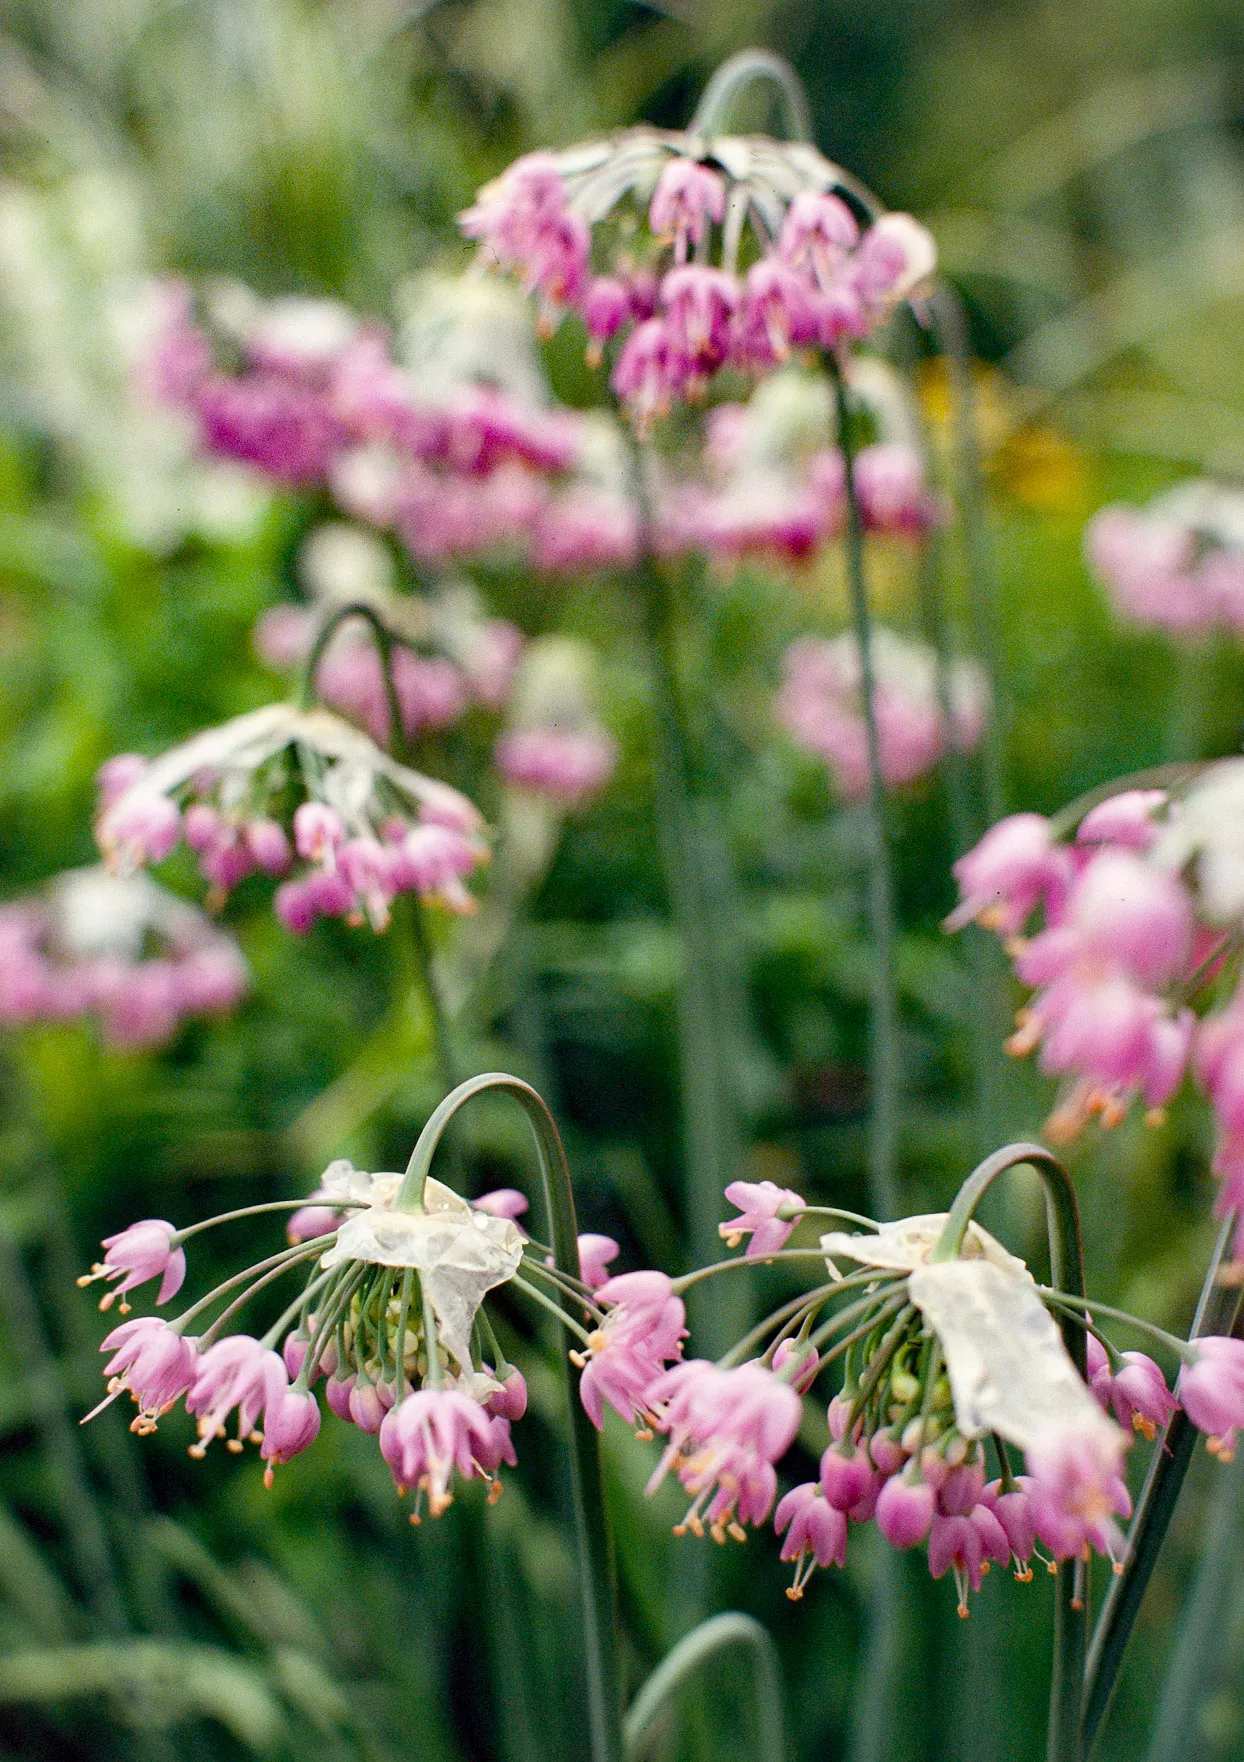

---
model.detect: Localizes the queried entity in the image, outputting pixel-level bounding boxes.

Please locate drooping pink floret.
[648,159,726,261]
[1024,1434,1131,1564]
[734,258,821,369]
[577,1270,687,1431]
[979,1476,1038,1576]
[1086,1336,1177,1439]
[1177,1336,1244,1458]
[97,790,182,873]
[485,1369,528,1423]
[820,1443,874,1513]
[928,1503,1011,1614]
[96,1316,197,1431]
[186,1335,289,1457]
[852,443,939,535]
[646,1359,802,1538]
[660,266,738,378]
[378,1388,501,1515]
[719,1179,804,1258]
[1075,790,1167,853]
[577,1234,620,1291]
[260,1386,322,1483]
[84,1219,186,1309]
[875,1468,936,1548]
[286,1204,341,1245]
[778,192,860,285]
[774,1482,847,1596]
[946,813,1071,936]
[610,319,687,434]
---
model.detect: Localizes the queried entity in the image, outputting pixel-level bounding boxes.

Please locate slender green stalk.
[1083,1212,1243,1754]
[830,358,901,1223]
[407,896,459,1099]
[397,1073,624,1762]
[691,48,812,144]
[623,1612,785,1762]
[930,1142,1088,1762]
[636,549,748,1354]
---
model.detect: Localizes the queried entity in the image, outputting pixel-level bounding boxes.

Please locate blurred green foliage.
[3,1,1244,1759]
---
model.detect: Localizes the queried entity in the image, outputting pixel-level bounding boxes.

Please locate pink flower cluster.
[148,282,601,569]
[778,628,988,798]
[1086,483,1244,635]
[0,872,246,1049]
[947,784,1244,1238]
[647,1360,804,1541]
[575,1271,687,1431]
[94,707,487,934]
[461,148,935,429]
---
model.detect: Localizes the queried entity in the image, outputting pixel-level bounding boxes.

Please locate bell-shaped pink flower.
[260,1386,321,1483]
[646,1360,801,1538]
[719,1179,804,1258]
[876,1468,936,1548]
[771,1338,820,1393]
[82,1219,186,1310]
[472,1188,529,1222]
[96,1316,197,1431]
[980,1476,1038,1577]
[577,1271,686,1430]
[648,160,726,260]
[820,1443,874,1513]
[775,1482,847,1596]
[485,1369,528,1423]
[1025,1434,1131,1564]
[946,813,1071,936]
[1178,1336,1244,1457]
[378,1388,499,1515]
[186,1335,288,1457]
[577,1234,620,1291]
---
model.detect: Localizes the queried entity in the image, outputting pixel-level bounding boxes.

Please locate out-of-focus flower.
[0,867,247,1048]
[778,628,988,798]
[94,704,486,932]
[495,637,617,811]
[1086,482,1244,636]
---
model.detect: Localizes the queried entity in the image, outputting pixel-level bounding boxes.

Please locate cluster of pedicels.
[81,1160,688,1514]
[947,765,1244,1247]
[1086,481,1244,637]
[460,129,935,432]
[0,866,246,1047]
[94,701,488,936]
[778,626,988,800]
[673,1181,1244,1611]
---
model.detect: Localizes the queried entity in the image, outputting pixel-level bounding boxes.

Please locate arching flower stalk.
[95,702,487,934]
[82,1153,685,1511]
[659,1171,1238,1617]
[0,865,246,1047]
[946,762,1244,1251]
[255,525,524,749]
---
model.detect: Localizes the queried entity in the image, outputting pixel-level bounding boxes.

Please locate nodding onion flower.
[95,702,488,933]
[947,762,1244,1253]
[460,122,935,428]
[82,1158,685,1515]
[657,1199,1229,1615]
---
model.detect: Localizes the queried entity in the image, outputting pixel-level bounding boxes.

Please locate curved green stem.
[930,1142,1087,1762]
[691,48,812,145]
[1083,1211,1243,1754]
[624,1612,785,1762]
[830,357,901,1222]
[1037,1289,1194,1362]
[671,1249,873,1295]
[396,1073,623,1762]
